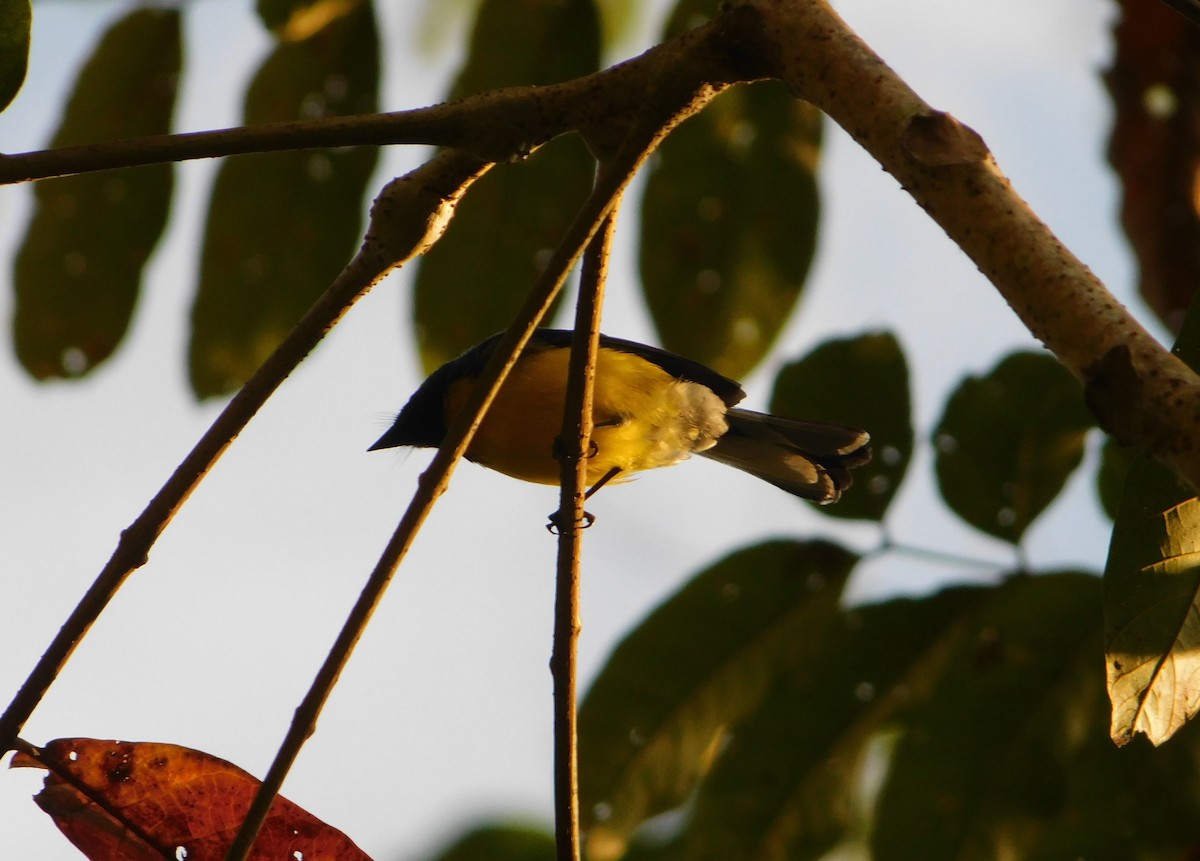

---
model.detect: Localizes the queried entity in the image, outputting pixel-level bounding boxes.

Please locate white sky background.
[0,0,1144,858]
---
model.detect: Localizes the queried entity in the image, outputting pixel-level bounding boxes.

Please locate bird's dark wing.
[528,329,746,408]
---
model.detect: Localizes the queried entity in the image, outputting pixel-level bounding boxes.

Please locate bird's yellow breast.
[444,346,728,486]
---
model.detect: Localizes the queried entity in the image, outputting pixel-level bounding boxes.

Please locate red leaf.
[1107,0,1200,332]
[12,738,373,860]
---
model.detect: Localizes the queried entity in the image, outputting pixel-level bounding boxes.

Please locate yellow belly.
[445,346,727,486]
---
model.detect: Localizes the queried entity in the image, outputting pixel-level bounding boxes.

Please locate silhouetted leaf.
[0,0,30,112]
[426,822,554,861]
[1106,0,1200,332]
[675,586,981,861]
[189,0,379,398]
[639,78,820,380]
[579,540,856,861]
[934,352,1094,543]
[637,0,820,380]
[1023,710,1200,860]
[12,7,179,380]
[771,331,912,521]
[12,738,372,860]
[873,573,1103,861]
[412,0,599,372]
[1097,437,1135,520]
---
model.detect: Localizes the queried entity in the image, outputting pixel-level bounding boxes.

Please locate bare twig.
[550,189,620,861]
[220,98,688,860]
[0,151,490,757]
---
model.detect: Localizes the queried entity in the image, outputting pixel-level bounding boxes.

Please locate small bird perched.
[371,329,871,503]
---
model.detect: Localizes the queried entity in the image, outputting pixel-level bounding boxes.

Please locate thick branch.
[0,7,768,185]
[751,0,1200,490]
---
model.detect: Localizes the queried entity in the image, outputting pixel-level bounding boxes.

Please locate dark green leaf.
[1023,716,1200,861]
[638,0,819,379]
[412,0,600,372]
[872,573,1103,861]
[425,822,554,861]
[189,1,379,398]
[579,540,856,860]
[675,587,981,861]
[639,77,821,380]
[12,7,179,380]
[934,352,1094,543]
[0,0,30,112]
[1097,436,1135,520]
[770,331,912,521]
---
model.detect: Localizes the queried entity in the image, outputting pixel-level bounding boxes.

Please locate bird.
[370,329,871,503]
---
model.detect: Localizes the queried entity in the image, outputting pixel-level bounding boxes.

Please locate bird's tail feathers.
[699,409,871,503]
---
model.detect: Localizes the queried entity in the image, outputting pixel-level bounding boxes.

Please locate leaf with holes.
[11,738,372,860]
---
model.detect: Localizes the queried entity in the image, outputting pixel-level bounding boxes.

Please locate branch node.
[901,111,990,167]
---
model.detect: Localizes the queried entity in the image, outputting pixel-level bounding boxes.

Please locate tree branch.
[221,79,697,858]
[0,8,769,185]
[750,0,1200,492]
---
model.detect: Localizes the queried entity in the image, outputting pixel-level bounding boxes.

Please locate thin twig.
[221,106,678,861]
[0,151,490,757]
[550,188,620,861]
[874,539,1014,573]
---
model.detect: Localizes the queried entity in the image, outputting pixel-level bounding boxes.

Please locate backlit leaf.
[1104,453,1200,746]
[578,540,856,861]
[189,0,379,398]
[934,352,1093,543]
[12,8,179,380]
[12,738,372,861]
[1103,287,1200,747]
[412,0,599,372]
[770,331,912,521]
